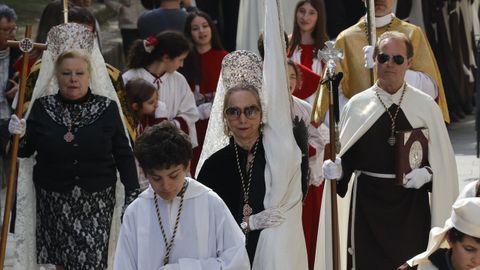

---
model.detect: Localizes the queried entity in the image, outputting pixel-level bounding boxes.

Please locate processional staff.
[319,40,344,270]
[366,0,376,86]
[0,25,47,269]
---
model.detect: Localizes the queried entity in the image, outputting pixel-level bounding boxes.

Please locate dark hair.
[134,122,192,174]
[69,6,96,33]
[126,31,191,69]
[287,59,303,89]
[257,31,289,59]
[34,4,95,59]
[182,11,224,87]
[125,78,157,112]
[448,227,480,243]
[0,4,17,21]
[184,11,224,50]
[288,0,329,58]
[374,31,414,59]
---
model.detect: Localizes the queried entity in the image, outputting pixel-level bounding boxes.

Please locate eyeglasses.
[377,53,405,65]
[224,105,260,120]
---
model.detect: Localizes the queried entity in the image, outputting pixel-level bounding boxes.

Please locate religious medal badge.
[394,128,429,185]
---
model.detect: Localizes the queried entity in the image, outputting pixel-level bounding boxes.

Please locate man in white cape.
[321,31,458,269]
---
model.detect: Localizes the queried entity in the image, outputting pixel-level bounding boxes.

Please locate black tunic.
[197,137,266,264]
[339,105,431,270]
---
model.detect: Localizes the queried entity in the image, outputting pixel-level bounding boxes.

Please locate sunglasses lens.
[225,107,241,118]
[378,54,389,64]
[393,55,405,65]
[244,106,259,119]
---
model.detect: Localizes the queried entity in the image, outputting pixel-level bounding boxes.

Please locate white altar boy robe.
[114,178,250,270]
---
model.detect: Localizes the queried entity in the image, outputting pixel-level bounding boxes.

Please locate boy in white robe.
[114,122,250,270]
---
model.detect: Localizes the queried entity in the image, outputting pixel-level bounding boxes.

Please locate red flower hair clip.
[143,36,159,53]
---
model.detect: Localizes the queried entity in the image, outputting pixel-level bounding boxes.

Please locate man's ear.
[185,161,191,173]
[406,57,413,69]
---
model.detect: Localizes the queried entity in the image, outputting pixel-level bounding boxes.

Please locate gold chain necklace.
[153,180,188,266]
[234,136,260,234]
[375,84,407,146]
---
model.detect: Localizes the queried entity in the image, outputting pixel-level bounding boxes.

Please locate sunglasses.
[225,105,260,120]
[377,53,405,65]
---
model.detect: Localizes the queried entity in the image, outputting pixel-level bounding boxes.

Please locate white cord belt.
[360,171,396,179]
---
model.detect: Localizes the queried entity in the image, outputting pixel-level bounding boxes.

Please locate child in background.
[123,31,199,148]
[125,78,165,136]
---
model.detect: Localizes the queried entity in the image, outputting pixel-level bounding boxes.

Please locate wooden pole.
[328,78,340,270]
[63,0,69,23]
[0,25,47,269]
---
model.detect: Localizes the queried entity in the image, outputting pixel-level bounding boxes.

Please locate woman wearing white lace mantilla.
[8,23,140,270]
[196,0,308,268]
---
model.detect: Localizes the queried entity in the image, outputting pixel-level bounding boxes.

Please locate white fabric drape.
[235,0,295,53]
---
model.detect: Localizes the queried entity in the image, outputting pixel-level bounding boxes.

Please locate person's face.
[190,16,212,47]
[139,91,159,116]
[57,57,90,100]
[0,17,16,48]
[146,164,189,201]
[448,235,480,270]
[362,0,395,17]
[296,2,318,33]
[163,52,188,73]
[287,64,298,93]
[375,38,411,88]
[225,90,262,143]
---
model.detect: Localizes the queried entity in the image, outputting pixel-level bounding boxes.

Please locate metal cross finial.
[318,41,344,76]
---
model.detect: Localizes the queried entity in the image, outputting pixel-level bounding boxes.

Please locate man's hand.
[322,157,342,180]
[363,45,375,69]
[403,167,432,189]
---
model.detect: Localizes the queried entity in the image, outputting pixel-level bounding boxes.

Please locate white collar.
[376,13,394,28]
[366,13,394,28]
[374,82,406,105]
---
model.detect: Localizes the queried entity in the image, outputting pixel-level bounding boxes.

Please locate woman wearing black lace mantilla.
[8,23,139,270]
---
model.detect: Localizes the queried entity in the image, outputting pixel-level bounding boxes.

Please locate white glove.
[159,263,180,270]
[322,157,342,180]
[249,208,285,231]
[197,102,212,120]
[8,114,26,137]
[403,167,432,189]
[154,101,169,118]
[363,45,375,69]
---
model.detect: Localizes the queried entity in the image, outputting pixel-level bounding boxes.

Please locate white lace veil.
[195,50,266,177]
[15,23,125,270]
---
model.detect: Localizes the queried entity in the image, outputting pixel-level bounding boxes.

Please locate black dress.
[197,137,266,264]
[19,91,139,270]
[339,105,431,270]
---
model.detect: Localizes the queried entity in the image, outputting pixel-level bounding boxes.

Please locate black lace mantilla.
[39,92,111,132]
